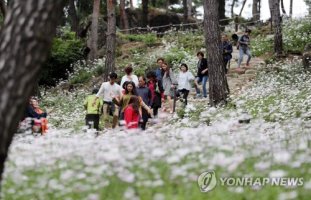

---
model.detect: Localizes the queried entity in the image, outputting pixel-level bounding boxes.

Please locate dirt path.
[226,47,265,95]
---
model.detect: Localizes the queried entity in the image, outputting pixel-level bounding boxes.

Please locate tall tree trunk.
[0,0,6,18]
[259,0,261,17]
[129,0,134,10]
[231,0,236,18]
[280,0,286,15]
[68,0,79,35]
[204,0,229,106]
[104,0,116,81]
[0,0,67,189]
[252,0,260,21]
[269,0,283,55]
[120,0,129,32]
[89,0,100,60]
[239,0,247,16]
[142,0,148,27]
[187,0,192,19]
[218,0,226,24]
[183,0,188,22]
[289,0,293,18]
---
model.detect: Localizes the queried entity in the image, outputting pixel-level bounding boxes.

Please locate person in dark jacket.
[146,71,164,118]
[194,51,208,98]
[25,97,47,119]
[136,76,152,130]
[237,29,252,68]
[222,34,233,74]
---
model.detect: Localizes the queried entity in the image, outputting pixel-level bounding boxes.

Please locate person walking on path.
[136,76,152,130]
[114,81,151,122]
[114,81,137,120]
[94,72,123,128]
[153,58,164,82]
[84,88,103,130]
[161,62,177,114]
[222,34,233,74]
[237,29,252,69]
[194,51,208,98]
[124,96,141,129]
[121,65,139,87]
[177,63,195,106]
[146,71,164,118]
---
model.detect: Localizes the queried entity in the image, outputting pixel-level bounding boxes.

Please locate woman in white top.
[177,63,195,105]
[120,65,139,88]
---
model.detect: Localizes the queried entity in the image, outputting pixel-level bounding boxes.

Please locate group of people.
[17,31,251,134]
[83,31,252,131]
[84,57,204,131]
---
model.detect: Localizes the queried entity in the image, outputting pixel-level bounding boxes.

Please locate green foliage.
[94,65,105,76]
[134,66,148,77]
[283,18,311,53]
[251,36,273,57]
[163,31,205,52]
[40,26,84,86]
[164,47,188,68]
[120,33,158,46]
[176,108,185,118]
[251,18,311,56]
[69,69,92,85]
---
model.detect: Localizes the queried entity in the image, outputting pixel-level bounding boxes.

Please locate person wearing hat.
[84,88,103,130]
[237,29,252,68]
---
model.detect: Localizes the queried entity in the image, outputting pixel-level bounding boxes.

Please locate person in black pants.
[222,34,233,74]
[146,71,164,118]
[177,63,195,106]
[136,76,152,130]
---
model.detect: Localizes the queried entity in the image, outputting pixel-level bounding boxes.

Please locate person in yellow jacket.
[84,88,103,130]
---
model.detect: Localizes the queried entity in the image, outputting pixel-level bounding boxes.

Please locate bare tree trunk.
[183,0,188,22]
[252,0,260,21]
[239,0,247,16]
[0,0,67,189]
[129,0,134,10]
[89,0,100,60]
[0,0,6,18]
[68,0,79,35]
[289,0,293,18]
[269,0,283,55]
[120,0,129,32]
[280,0,287,15]
[142,0,149,27]
[219,0,226,25]
[259,0,261,17]
[204,0,229,106]
[187,0,192,18]
[231,0,236,18]
[104,0,116,81]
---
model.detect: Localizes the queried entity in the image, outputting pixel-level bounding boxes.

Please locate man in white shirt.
[94,72,122,128]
